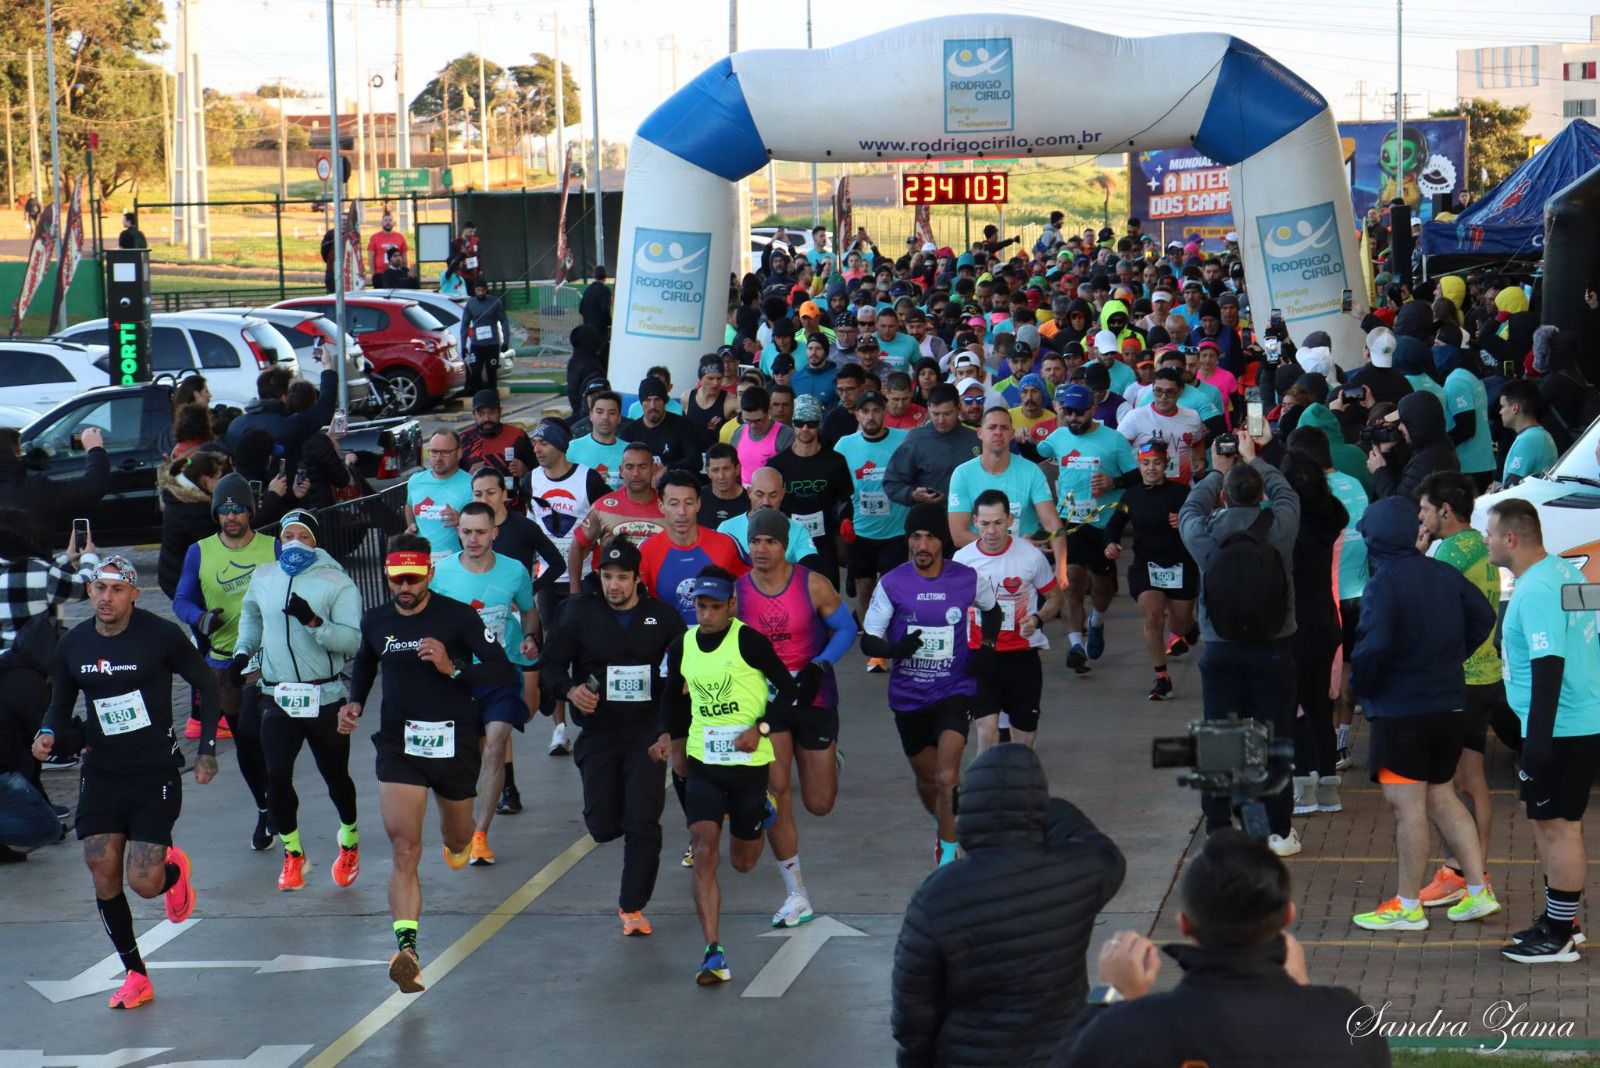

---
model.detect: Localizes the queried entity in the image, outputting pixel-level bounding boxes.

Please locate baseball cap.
[582,375,611,395]
[952,352,981,370]
[1055,384,1094,412]
[599,540,642,573]
[384,550,431,578]
[472,388,501,411]
[1093,329,1119,355]
[958,379,987,398]
[92,554,138,585]
[770,353,796,375]
[856,390,887,409]
[1083,363,1112,391]
[1182,279,1203,291]
[855,335,880,352]
[1225,230,1239,242]
[1009,341,1034,360]
[691,572,735,601]
[921,241,937,253]
[793,394,823,422]
[798,300,822,319]
[1151,289,1174,303]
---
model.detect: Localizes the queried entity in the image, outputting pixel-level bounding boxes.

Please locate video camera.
[1153,716,1295,839]
[1358,424,1402,450]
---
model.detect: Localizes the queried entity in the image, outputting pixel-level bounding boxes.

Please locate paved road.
[0,542,1201,1067]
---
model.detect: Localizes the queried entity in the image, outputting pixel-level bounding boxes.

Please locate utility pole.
[553,13,564,182]
[1395,0,1404,201]
[278,76,288,201]
[807,0,818,226]
[26,49,42,198]
[324,0,349,406]
[3,86,14,207]
[393,0,411,232]
[172,0,210,258]
[353,0,367,203]
[44,0,62,222]
[159,70,172,239]
[478,23,490,190]
[588,0,604,266]
[731,0,750,275]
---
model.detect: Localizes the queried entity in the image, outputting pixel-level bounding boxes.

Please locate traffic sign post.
[378,168,431,196]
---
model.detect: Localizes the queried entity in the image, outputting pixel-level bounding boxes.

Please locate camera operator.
[1178,430,1302,855]
[1349,496,1498,934]
[1054,830,1391,1067]
[1365,391,1458,500]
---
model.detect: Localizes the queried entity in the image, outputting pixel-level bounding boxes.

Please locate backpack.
[1203,509,1289,642]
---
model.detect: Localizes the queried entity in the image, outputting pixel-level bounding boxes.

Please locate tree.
[507,53,581,137]
[411,53,505,150]
[1430,98,1533,195]
[256,83,311,99]
[71,55,166,199]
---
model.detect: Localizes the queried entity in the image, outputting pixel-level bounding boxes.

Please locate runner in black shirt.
[339,533,514,994]
[1103,440,1198,701]
[32,556,216,1011]
[769,394,853,590]
[698,443,750,529]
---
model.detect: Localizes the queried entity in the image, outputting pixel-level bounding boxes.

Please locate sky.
[174,0,1600,141]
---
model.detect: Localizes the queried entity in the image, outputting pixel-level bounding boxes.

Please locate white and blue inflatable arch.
[610,15,1367,389]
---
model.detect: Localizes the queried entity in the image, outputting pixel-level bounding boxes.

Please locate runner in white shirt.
[1116,367,1207,485]
[952,489,1062,751]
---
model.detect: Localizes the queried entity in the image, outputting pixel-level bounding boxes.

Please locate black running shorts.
[372,729,481,802]
[684,759,770,840]
[75,766,182,846]
[893,695,972,757]
[976,649,1044,732]
[1520,734,1600,823]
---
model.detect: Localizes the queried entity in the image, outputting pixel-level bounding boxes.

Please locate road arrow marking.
[0,1050,172,1068]
[27,920,385,1004]
[741,915,867,998]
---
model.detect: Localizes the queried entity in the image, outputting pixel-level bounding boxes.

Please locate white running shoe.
[771,892,814,929]
[548,722,571,756]
[1292,776,1318,816]
[1267,828,1303,857]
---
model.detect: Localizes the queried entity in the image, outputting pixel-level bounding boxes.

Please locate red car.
[274,295,464,413]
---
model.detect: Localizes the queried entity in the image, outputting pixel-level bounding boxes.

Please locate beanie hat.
[747,507,790,548]
[906,502,953,558]
[279,509,321,545]
[212,472,256,516]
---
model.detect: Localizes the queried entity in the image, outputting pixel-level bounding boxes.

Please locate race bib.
[93,692,151,736]
[795,511,825,538]
[858,491,889,517]
[476,604,510,644]
[465,256,478,270]
[701,724,752,765]
[606,664,651,703]
[1064,456,1100,523]
[915,625,956,663]
[1164,448,1182,480]
[999,597,1020,631]
[474,325,495,342]
[1148,562,1185,590]
[403,720,456,759]
[273,682,321,719]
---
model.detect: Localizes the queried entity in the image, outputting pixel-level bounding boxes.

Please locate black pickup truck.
[18,383,421,544]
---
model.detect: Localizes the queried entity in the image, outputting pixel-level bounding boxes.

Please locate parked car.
[0,340,115,418]
[16,382,421,545]
[206,307,376,412]
[51,312,300,408]
[1473,414,1600,598]
[363,288,465,329]
[273,295,463,414]
[750,226,829,263]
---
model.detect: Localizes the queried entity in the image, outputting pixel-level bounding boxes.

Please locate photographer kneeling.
[1055,830,1391,1067]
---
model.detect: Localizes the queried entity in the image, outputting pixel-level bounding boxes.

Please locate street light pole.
[324,0,348,407]
[588,0,604,269]
[807,0,818,227]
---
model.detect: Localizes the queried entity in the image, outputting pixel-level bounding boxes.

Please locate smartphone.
[271,457,286,480]
[331,407,348,435]
[503,446,515,463]
[1246,401,1265,439]
[1269,308,1284,330]
[249,480,264,499]
[1341,289,1353,314]
[72,517,90,551]
[585,674,602,692]
[1341,385,1366,403]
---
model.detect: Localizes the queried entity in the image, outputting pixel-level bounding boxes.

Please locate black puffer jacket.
[891,745,1125,1068]
[157,465,218,599]
[1372,390,1459,500]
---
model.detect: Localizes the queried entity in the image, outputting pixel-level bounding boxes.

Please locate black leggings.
[260,699,358,837]
[234,683,270,811]
[1292,633,1341,779]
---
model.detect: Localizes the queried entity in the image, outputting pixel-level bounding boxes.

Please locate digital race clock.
[900,172,1010,206]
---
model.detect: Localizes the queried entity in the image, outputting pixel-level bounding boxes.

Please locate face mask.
[279,544,317,576]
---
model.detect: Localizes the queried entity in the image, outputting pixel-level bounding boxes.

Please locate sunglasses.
[217,505,249,516]
[1137,442,1169,456]
[793,420,820,429]
[386,573,428,586]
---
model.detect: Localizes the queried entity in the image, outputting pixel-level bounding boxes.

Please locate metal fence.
[259,482,409,613]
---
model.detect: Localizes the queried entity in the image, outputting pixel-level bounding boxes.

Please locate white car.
[205,307,376,412]
[0,340,116,419]
[51,312,299,408]
[1473,415,1600,596]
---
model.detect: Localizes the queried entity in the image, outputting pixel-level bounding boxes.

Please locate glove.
[840,518,857,543]
[196,608,224,639]
[795,662,825,707]
[285,593,318,628]
[888,629,923,660]
[224,653,250,689]
[967,644,998,681]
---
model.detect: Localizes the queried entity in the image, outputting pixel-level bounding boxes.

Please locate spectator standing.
[0,426,109,524]
[117,213,147,250]
[222,367,340,478]
[157,453,230,600]
[460,279,511,395]
[580,266,613,341]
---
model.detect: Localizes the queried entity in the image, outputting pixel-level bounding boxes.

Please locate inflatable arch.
[611,15,1368,389]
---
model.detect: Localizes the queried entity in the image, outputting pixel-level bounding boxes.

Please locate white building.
[1457,17,1600,139]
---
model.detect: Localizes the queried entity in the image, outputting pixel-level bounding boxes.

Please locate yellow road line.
[306,834,599,1068]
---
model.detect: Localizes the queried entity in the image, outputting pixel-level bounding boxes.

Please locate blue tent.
[1421,118,1600,257]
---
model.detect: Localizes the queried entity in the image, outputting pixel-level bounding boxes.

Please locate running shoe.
[251,812,275,852]
[1086,622,1106,660]
[389,947,425,993]
[1448,887,1502,923]
[1419,865,1467,908]
[108,970,154,1010]
[681,844,695,869]
[1292,776,1318,816]
[1316,775,1343,813]
[1148,675,1173,702]
[497,785,523,814]
[1066,644,1090,675]
[1166,634,1190,658]
[41,752,79,771]
[1352,897,1428,932]
[332,844,360,888]
[183,717,201,741]
[278,851,307,892]
[442,842,471,870]
[772,893,814,929]
[469,830,496,866]
[1502,922,1581,964]
[865,657,887,674]
[548,721,571,756]
[215,723,234,741]
[619,909,653,936]
[1266,828,1302,857]
[1510,916,1586,946]
[696,943,731,985]
[164,845,196,923]
[1335,746,1353,771]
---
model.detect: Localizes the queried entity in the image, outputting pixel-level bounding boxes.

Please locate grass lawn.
[1393,1050,1593,1065]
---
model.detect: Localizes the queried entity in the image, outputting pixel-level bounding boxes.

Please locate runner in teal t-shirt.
[871,318,920,373]
[1501,553,1600,735]
[1443,367,1494,476]
[406,439,476,556]
[1036,420,1138,529]
[1498,383,1561,487]
[568,433,628,490]
[946,451,1054,540]
[432,548,537,666]
[834,424,908,541]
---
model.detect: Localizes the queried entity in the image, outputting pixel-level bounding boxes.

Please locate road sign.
[315,156,332,182]
[440,167,455,190]
[379,168,430,195]
[741,916,866,998]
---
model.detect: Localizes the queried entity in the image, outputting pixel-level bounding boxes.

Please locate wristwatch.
[449,658,466,679]
[1086,984,1124,1006]
[757,719,772,737]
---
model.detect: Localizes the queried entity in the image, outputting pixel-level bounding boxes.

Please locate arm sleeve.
[1256,459,1301,546]
[171,543,207,626]
[529,522,568,596]
[1177,473,1223,566]
[1349,581,1394,695]
[1103,500,1131,543]
[234,585,262,657]
[1459,571,1497,655]
[1448,408,1476,445]
[286,370,341,442]
[312,577,365,656]
[538,609,581,699]
[1202,413,1227,441]
[460,607,517,687]
[1525,656,1565,752]
[348,623,379,706]
[41,645,85,756]
[168,624,222,754]
[585,470,610,498]
[41,556,94,605]
[816,602,859,666]
[54,446,111,510]
[1045,797,1127,907]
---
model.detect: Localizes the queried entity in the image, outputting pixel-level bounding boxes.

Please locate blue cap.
[691,574,735,601]
[1018,373,1047,393]
[1055,384,1094,412]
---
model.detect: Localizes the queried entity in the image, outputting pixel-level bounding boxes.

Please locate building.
[1456,16,1600,139]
